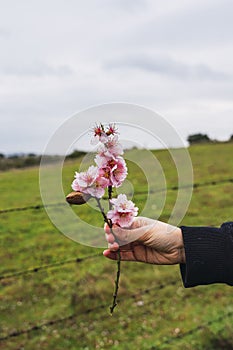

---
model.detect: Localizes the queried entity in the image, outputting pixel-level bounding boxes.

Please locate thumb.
[110,223,154,246]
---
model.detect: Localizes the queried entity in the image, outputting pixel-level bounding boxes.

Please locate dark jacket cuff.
[180,222,233,287]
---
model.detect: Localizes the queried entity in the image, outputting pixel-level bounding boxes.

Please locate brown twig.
[95,197,110,225]
[109,249,121,315]
[95,194,121,315]
[108,185,113,210]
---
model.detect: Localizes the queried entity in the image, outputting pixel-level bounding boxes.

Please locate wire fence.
[0,279,179,341]
[0,253,102,281]
[0,202,65,214]
[1,277,232,344]
[1,177,232,345]
[152,309,233,349]
[1,177,232,282]
[1,178,232,215]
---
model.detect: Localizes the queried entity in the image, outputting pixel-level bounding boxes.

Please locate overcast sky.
[0,0,233,154]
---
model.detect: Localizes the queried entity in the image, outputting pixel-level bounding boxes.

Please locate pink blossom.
[97,135,123,158]
[71,165,108,198]
[110,157,127,187]
[106,124,118,136]
[95,155,127,188]
[71,176,82,192]
[94,154,109,168]
[91,124,108,145]
[107,194,138,228]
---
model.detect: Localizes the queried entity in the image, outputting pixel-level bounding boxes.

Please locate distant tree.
[8,154,19,159]
[0,153,5,158]
[28,153,36,157]
[187,133,211,145]
[229,134,233,142]
[67,149,86,159]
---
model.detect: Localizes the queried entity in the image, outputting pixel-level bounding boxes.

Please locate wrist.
[175,227,186,264]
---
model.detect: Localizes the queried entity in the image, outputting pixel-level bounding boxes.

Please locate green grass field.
[0,143,233,350]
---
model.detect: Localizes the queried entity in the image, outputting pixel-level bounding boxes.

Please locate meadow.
[0,143,233,350]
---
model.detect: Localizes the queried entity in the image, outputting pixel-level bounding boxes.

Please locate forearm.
[179,222,233,287]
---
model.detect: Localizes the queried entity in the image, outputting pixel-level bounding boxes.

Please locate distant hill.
[0,150,86,171]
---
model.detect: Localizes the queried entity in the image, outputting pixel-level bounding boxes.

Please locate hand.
[103,216,185,265]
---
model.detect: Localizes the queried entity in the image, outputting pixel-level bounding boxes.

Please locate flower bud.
[66,191,91,205]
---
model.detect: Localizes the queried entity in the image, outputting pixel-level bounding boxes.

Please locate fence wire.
[1,178,232,215]
[0,279,179,342]
[1,280,232,344]
[152,309,233,349]
[0,177,232,345]
[0,177,232,282]
[0,253,102,281]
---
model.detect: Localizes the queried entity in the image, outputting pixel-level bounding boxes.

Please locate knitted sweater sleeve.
[180,222,233,287]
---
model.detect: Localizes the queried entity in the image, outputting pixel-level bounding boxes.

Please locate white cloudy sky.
[0,0,233,154]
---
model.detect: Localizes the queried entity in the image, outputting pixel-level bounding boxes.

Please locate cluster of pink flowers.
[72,165,108,199]
[71,123,138,228]
[107,194,138,228]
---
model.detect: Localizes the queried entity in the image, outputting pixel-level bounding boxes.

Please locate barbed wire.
[1,280,232,344]
[136,177,233,195]
[0,202,65,214]
[0,279,179,342]
[0,176,232,281]
[0,178,232,215]
[0,177,232,344]
[0,253,102,281]
[152,309,233,349]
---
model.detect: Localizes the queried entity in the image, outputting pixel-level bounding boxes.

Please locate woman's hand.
[103,216,185,265]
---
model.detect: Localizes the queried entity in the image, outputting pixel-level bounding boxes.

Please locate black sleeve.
[180,222,233,287]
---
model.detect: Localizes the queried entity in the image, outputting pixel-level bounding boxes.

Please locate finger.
[103,247,138,262]
[132,216,156,228]
[105,233,115,244]
[104,224,129,244]
[108,242,119,251]
[110,225,131,243]
[103,249,118,260]
[104,223,111,234]
[111,223,154,245]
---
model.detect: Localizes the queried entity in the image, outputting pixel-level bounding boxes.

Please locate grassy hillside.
[0,143,232,349]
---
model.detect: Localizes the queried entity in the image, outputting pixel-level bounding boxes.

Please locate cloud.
[0,0,232,154]
[101,0,147,12]
[0,61,74,77]
[116,0,233,48]
[104,55,229,81]
[0,27,10,38]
